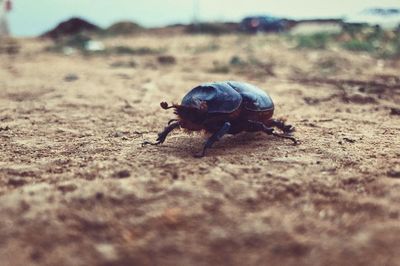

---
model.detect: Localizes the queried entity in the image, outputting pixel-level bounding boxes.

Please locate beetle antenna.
[160,102,175,109]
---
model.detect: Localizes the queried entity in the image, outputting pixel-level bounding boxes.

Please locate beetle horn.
[160,102,175,109]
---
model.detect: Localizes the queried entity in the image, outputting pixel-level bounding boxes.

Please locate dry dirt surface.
[0,34,400,266]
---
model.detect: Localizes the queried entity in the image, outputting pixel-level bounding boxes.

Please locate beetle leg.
[267,119,295,134]
[247,120,298,144]
[195,122,231,158]
[168,119,179,125]
[271,132,298,144]
[142,121,180,146]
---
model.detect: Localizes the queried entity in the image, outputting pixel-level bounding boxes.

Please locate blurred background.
[2,0,400,37]
[1,0,399,59]
[1,1,400,266]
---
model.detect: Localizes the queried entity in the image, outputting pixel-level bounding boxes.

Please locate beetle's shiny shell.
[181,82,242,113]
[181,81,274,113]
[227,81,274,111]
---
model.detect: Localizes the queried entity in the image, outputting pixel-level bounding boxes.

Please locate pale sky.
[6,0,400,36]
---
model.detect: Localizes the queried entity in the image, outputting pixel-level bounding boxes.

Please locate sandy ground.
[0,34,400,266]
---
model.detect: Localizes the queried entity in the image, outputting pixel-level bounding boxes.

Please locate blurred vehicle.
[240,16,286,33]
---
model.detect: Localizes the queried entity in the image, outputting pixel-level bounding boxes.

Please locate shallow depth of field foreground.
[1,33,400,266]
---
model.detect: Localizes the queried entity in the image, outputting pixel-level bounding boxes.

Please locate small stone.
[57,183,77,193]
[8,177,26,187]
[110,60,137,68]
[343,137,356,143]
[64,74,79,82]
[112,131,123,138]
[387,170,400,178]
[390,108,400,116]
[95,243,118,262]
[343,93,377,104]
[157,55,176,65]
[113,170,130,179]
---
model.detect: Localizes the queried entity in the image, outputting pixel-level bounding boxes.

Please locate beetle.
[142,81,297,157]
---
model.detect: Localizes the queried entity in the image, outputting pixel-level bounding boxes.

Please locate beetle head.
[178,107,207,125]
[160,101,207,125]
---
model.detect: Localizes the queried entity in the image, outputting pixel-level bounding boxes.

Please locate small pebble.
[387,170,400,178]
[113,170,131,179]
[390,108,400,116]
[157,55,176,65]
[64,74,79,82]
[8,177,26,187]
[95,243,118,262]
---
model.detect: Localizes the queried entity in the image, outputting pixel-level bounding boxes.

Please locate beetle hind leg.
[247,120,298,145]
[267,119,295,134]
[271,132,298,144]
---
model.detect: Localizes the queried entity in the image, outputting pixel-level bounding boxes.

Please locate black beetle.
[143,81,297,157]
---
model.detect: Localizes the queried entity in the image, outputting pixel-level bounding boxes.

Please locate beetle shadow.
[150,132,283,158]
[213,132,284,153]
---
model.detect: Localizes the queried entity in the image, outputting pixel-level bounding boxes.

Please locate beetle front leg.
[195,122,231,158]
[142,121,180,146]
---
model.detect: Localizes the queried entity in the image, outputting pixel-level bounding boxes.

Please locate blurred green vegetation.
[192,42,220,53]
[112,46,161,55]
[341,39,375,52]
[45,33,164,56]
[101,21,143,37]
[45,22,400,60]
[293,24,400,58]
[296,33,332,49]
[46,34,91,52]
